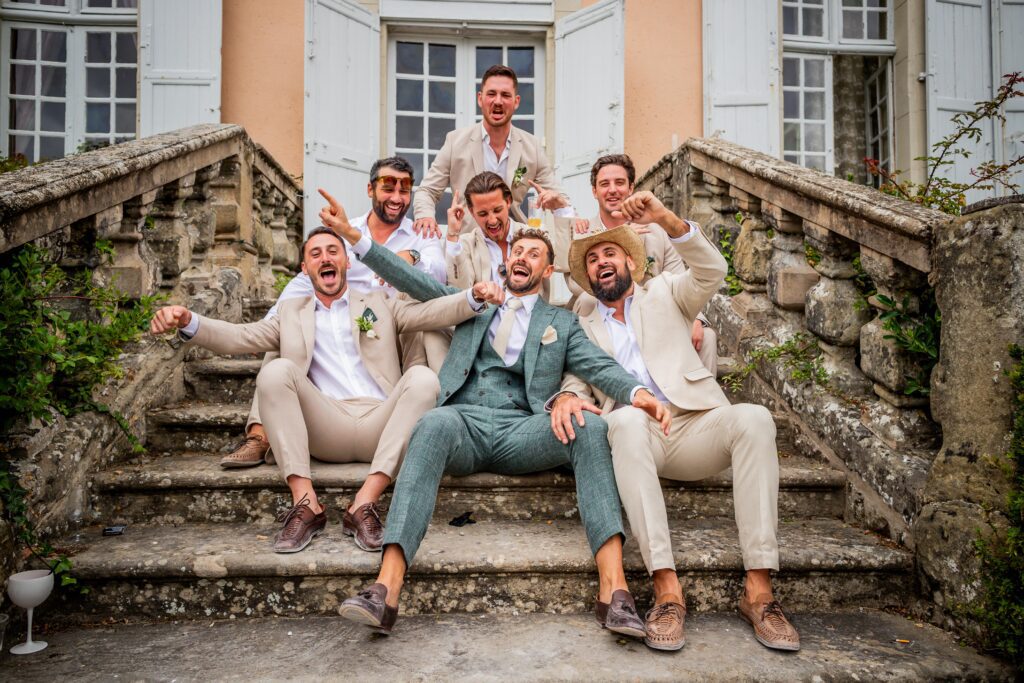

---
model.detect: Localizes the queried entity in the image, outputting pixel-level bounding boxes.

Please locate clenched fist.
[471,280,505,306]
[150,306,192,335]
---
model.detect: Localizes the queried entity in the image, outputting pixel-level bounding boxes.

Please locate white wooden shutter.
[304,0,380,231]
[138,0,222,137]
[926,0,995,203]
[702,0,781,156]
[554,0,624,219]
[994,0,1024,192]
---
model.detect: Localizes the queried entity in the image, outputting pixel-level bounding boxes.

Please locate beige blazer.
[188,289,475,396]
[561,227,730,413]
[446,220,529,289]
[413,124,567,226]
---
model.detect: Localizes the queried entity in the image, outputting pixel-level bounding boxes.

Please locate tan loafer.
[219,434,269,469]
[272,495,326,553]
[739,593,800,651]
[645,600,686,651]
[342,502,385,552]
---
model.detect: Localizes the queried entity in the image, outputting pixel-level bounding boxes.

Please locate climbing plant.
[719,214,743,296]
[876,292,941,397]
[723,332,829,394]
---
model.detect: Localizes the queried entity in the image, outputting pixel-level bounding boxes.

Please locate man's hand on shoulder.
[550,392,602,445]
[631,388,671,436]
[150,305,192,335]
[414,216,441,239]
[317,188,361,244]
[613,191,688,238]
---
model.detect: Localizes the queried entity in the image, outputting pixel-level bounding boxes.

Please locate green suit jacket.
[360,243,639,414]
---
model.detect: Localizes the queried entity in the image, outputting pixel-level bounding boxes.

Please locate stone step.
[11,611,1011,682]
[59,517,911,622]
[145,401,802,455]
[184,358,262,403]
[91,454,846,525]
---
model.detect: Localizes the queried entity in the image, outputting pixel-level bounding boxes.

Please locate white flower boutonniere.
[644,256,656,277]
[356,307,378,339]
[512,165,528,189]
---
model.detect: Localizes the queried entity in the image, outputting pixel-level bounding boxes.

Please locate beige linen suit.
[413,124,568,226]
[562,227,781,574]
[188,290,477,481]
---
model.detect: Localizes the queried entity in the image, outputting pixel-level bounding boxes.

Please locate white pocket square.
[541,325,558,345]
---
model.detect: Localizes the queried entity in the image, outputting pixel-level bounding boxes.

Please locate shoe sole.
[342,525,383,552]
[338,603,392,634]
[644,637,686,651]
[740,610,800,652]
[602,623,646,640]
[272,528,323,554]
[219,459,264,469]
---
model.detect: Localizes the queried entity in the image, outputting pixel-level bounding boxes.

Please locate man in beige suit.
[553,192,799,653]
[412,64,573,236]
[571,154,718,375]
[150,227,502,554]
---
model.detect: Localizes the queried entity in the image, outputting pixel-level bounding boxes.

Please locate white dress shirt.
[596,296,670,404]
[487,291,539,366]
[445,231,507,284]
[480,124,574,218]
[269,212,445,317]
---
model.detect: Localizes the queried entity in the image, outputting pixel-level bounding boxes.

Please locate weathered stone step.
[59,517,911,622]
[184,358,262,403]
[10,611,1011,682]
[91,455,846,524]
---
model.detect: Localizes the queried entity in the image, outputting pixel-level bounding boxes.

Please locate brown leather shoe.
[739,593,801,651]
[644,601,686,651]
[595,589,646,639]
[272,495,326,553]
[339,583,398,634]
[342,502,385,552]
[219,433,269,469]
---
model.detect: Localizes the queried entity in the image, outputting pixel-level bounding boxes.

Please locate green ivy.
[719,228,743,297]
[723,332,829,394]
[0,243,160,590]
[273,272,294,295]
[876,291,940,396]
[1,153,30,174]
[972,344,1024,665]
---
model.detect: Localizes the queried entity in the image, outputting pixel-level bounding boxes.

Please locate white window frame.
[782,0,829,44]
[783,0,895,55]
[782,51,835,173]
[864,55,894,184]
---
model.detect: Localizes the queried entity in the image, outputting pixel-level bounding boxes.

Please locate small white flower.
[366,330,377,339]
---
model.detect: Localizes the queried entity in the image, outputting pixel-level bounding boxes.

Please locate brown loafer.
[342,502,385,552]
[645,601,686,651]
[595,589,645,639]
[219,434,269,469]
[272,495,326,553]
[739,593,801,651]
[339,583,398,634]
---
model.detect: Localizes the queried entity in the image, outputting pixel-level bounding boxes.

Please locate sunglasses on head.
[373,175,413,192]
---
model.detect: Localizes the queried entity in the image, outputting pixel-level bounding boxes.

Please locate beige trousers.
[255,358,440,481]
[605,402,779,573]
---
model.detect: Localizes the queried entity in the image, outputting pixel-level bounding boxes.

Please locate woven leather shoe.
[272,495,326,553]
[219,433,269,469]
[739,592,801,651]
[644,601,686,651]
[342,502,385,552]
[595,589,645,639]
[339,583,398,634]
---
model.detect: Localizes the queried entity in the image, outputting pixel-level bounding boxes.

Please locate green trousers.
[382,404,624,563]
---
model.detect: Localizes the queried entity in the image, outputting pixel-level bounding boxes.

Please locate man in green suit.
[316,189,670,638]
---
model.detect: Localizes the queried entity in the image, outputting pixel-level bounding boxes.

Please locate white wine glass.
[7,569,53,655]
[527,194,543,229]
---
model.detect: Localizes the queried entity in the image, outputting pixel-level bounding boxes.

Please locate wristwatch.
[408,249,421,266]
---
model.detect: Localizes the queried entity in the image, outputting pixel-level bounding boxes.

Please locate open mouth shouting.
[596,263,618,285]
[317,263,342,292]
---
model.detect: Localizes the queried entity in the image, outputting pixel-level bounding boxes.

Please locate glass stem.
[25,608,34,645]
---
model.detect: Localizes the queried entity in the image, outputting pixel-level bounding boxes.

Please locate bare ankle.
[652,570,684,605]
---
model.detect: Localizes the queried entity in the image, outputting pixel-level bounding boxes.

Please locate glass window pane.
[783,6,798,34]
[39,136,64,160]
[517,119,533,135]
[89,0,113,7]
[805,59,825,87]
[396,42,423,75]
[405,154,424,184]
[115,102,135,133]
[806,155,826,171]
[11,65,36,95]
[881,135,890,162]
[428,117,455,149]
[41,101,64,131]
[517,82,534,115]
[428,44,455,77]
[10,99,35,130]
[802,8,824,36]
[783,58,800,86]
[843,11,864,39]
[86,102,110,133]
[784,91,800,118]
[12,28,37,60]
[784,154,800,164]
[507,47,534,78]
[804,91,825,120]
[116,67,135,98]
[804,123,825,152]
[396,79,422,111]
[396,115,423,148]
[428,81,455,114]
[41,0,67,5]
[869,0,885,6]
[87,32,111,63]
[41,66,65,97]
[867,11,886,39]
[784,122,800,151]
[40,31,66,62]
[87,68,110,97]
[476,47,502,78]
[843,0,861,6]
[117,0,139,7]
[116,33,137,63]
[10,135,34,161]
[434,191,452,226]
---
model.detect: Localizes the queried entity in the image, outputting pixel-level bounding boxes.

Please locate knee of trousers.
[255,357,302,393]
[569,413,609,447]
[401,365,441,400]
[702,327,718,354]
[733,403,777,439]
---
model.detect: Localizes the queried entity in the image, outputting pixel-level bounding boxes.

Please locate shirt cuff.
[466,289,486,312]
[628,385,650,403]
[669,220,700,244]
[351,234,373,259]
[179,313,200,339]
[446,240,463,256]
[553,205,575,218]
[543,390,578,413]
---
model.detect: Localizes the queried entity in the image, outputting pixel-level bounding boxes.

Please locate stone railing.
[0,124,302,583]
[638,138,1024,630]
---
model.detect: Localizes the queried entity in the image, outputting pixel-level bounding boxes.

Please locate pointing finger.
[317,187,339,209]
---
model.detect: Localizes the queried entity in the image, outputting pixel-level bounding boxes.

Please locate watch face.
[410,249,421,264]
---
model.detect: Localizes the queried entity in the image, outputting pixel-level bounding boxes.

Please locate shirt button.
[464,369,469,376]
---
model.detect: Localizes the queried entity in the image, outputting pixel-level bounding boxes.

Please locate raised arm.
[150,305,281,355]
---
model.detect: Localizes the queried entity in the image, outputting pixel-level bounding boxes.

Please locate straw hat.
[568,224,647,296]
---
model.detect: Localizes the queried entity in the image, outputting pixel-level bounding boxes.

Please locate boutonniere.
[512,165,528,188]
[644,256,656,277]
[356,307,378,339]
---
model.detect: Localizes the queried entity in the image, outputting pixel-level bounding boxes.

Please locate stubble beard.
[372,196,409,225]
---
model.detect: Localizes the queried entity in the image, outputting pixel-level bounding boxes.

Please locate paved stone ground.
[0,610,1010,681]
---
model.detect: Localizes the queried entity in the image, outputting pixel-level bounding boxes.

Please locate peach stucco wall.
[221,0,304,180]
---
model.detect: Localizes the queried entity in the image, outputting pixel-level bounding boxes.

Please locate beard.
[504,261,543,294]
[591,269,633,303]
[371,196,410,225]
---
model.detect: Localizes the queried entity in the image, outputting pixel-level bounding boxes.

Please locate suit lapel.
[474,232,492,282]
[473,303,500,352]
[585,309,614,356]
[348,290,363,358]
[300,297,316,370]
[523,299,557,392]
[470,125,484,176]
[507,127,523,186]
[628,287,646,348]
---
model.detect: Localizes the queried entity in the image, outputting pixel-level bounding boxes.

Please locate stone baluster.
[146,173,196,288]
[95,194,160,299]
[271,197,300,276]
[728,186,771,294]
[686,170,717,229]
[207,156,258,284]
[764,202,819,312]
